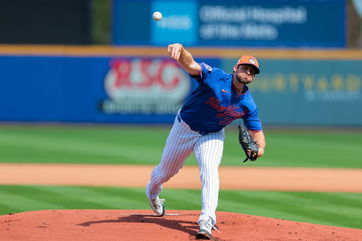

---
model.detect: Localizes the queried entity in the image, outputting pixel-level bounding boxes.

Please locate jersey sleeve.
[242,108,263,131]
[191,62,226,86]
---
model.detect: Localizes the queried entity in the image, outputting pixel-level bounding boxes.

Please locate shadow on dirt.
[78,214,199,237]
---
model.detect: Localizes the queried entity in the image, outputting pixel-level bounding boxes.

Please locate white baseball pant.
[146,114,224,225]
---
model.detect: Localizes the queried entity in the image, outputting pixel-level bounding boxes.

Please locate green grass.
[224,129,362,168]
[0,185,361,229]
[1,126,360,231]
[0,125,361,168]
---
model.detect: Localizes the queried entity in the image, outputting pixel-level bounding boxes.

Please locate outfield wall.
[0,45,361,126]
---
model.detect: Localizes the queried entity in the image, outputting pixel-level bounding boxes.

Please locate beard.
[236,76,251,85]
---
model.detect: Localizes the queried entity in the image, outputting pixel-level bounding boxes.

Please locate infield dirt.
[1,210,361,241]
[1,163,362,192]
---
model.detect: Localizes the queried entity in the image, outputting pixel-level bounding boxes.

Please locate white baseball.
[153,11,162,21]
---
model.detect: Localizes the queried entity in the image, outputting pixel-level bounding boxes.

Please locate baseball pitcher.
[146,43,266,240]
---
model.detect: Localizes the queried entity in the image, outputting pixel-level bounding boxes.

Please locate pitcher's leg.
[194,130,224,225]
[147,117,196,199]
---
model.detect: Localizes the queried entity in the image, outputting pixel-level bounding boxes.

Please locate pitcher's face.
[233,64,257,85]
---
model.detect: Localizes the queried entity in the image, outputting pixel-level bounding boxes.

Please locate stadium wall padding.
[0,46,361,126]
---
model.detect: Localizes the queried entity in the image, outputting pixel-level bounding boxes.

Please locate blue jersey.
[179,62,262,134]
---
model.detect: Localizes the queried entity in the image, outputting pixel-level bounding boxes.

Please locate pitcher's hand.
[167,43,183,61]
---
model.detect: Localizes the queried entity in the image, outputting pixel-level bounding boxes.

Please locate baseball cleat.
[148,196,165,217]
[197,218,213,239]
[196,229,212,240]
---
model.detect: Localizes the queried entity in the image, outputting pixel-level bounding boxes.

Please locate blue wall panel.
[0,53,360,126]
[113,0,346,48]
[0,55,220,124]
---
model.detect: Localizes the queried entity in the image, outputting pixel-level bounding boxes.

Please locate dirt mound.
[1,210,361,241]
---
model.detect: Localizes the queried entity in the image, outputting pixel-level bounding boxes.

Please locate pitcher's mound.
[0,209,361,241]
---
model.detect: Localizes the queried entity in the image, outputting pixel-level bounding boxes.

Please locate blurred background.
[0,0,361,230]
[0,0,361,127]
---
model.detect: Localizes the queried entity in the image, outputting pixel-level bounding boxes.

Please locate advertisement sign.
[113,0,346,48]
[0,55,196,123]
[151,1,198,45]
[101,58,191,115]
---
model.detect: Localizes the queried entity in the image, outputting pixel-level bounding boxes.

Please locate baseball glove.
[238,123,259,162]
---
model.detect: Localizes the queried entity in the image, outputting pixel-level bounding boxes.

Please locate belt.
[197,130,208,135]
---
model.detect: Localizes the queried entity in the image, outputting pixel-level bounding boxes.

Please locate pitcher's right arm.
[167,43,201,76]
